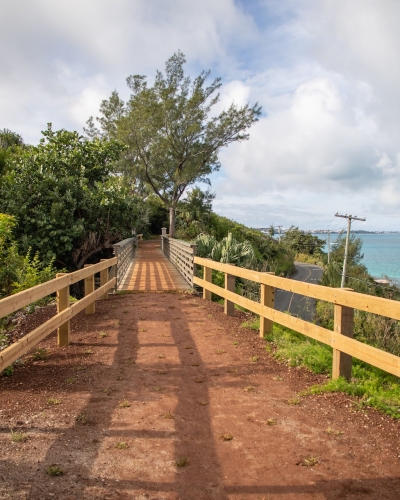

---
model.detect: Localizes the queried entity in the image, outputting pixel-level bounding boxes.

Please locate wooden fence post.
[84,264,95,315]
[260,272,275,338]
[56,273,70,346]
[100,259,109,300]
[224,269,235,316]
[203,265,212,300]
[332,289,354,381]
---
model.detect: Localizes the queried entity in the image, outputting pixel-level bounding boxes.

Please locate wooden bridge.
[119,240,191,291]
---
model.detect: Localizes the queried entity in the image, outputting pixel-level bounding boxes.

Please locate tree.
[267,224,275,237]
[320,233,368,289]
[330,233,364,266]
[0,128,24,149]
[176,187,215,239]
[88,51,261,237]
[0,125,145,270]
[281,226,325,256]
[0,129,25,177]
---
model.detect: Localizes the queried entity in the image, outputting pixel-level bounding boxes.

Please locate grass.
[115,441,128,449]
[220,433,233,441]
[301,456,319,467]
[118,400,131,408]
[2,365,14,376]
[162,411,174,419]
[264,418,277,426]
[75,413,89,424]
[287,397,300,405]
[83,349,94,355]
[175,456,189,468]
[11,431,28,443]
[65,377,76,384]
[250,356,259,363]
[47,398,61,405]
[31,348,48,361]
[47,466,64,476]
[99,331,108,338]
[325,426,343,436]
[217,350,226,354]
[242,317,400,419]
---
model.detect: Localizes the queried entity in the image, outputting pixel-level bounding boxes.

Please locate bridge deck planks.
[120,240,191,291]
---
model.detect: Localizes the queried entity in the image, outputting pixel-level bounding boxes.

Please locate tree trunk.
[169,206,176,238]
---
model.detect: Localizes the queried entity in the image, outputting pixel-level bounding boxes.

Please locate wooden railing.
[0,258,117,372]
[161,235,197,287]
[194,257,400,380]
[113,237,137,290]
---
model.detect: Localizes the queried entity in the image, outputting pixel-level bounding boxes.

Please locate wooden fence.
[161,236,197,287]
[0,257,117,372]
[193,256,400,380]
[113,237,137,290]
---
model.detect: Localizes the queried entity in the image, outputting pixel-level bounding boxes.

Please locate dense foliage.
[281,226,325,258]
[0,125,146,270]
[316,233,400,356]
[0,213,58,299]
[194,232,255,266]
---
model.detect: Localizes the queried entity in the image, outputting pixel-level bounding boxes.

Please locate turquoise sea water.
[318,234,400,281]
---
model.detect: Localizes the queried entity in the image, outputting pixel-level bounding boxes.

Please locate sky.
[1,0,400,232]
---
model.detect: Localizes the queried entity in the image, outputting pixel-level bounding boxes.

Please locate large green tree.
[0,125,144,270]
[0,128,25,177]
[86,51,261,237]
[281,226,325,256]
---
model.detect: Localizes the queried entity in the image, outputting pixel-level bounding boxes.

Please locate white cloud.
[2,0,400,229]
[210,0,400,228]
[0,0,256,143]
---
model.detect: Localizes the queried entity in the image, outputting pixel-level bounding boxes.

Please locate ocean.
[317,233,400,282]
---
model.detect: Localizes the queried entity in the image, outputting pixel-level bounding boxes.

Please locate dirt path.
[0,292,399,499]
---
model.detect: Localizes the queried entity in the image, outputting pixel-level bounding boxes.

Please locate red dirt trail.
[0,292,399,499]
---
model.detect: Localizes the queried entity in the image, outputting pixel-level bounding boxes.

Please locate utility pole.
[334,213,366,287]
[276,225,282,243]
[327,230,330,264]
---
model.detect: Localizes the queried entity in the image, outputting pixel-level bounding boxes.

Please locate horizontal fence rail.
[161,236,196,287]
[194,256,400,380]
[0,257,117,372]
